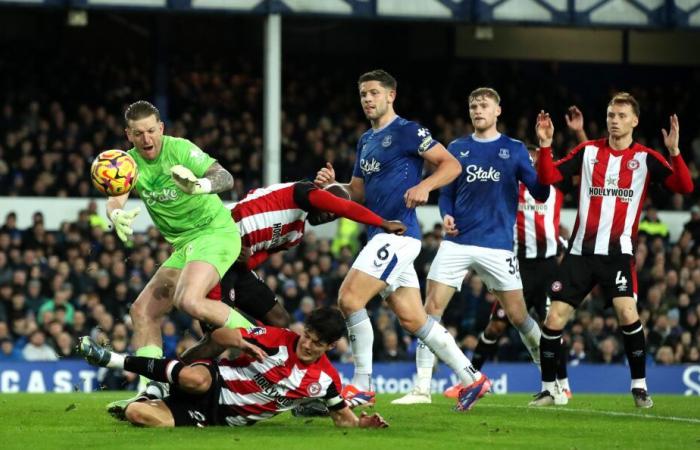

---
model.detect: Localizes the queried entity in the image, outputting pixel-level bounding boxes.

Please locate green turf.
[1,393,698,450]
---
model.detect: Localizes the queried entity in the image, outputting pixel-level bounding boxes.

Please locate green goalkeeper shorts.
[162,225,241,278]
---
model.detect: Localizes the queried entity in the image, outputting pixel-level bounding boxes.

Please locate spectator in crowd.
[22,330,58,361]
[0,337,23,361]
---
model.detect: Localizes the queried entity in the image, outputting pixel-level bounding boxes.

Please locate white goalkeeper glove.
[170,165,212,195]
[109,208,140,243]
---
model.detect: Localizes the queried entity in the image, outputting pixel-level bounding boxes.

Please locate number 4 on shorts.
[615,271,628,288]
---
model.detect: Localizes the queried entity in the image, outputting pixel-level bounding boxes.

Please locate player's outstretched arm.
[405,143,461,208]
[330,407,389,428]
[565,106,589,144]
[210,327,268,362]
[106,193,140,243]
[661,114,693,194]
[306,188,406,234]
[535,110,563,185]
[202,162,234,193]
[170,162,233,195]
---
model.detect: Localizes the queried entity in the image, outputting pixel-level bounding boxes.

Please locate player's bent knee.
[338,288,365,315]
[179,367,212,393]
[125,402,149,426]
[129,298,153,325]
[174,295,205,321]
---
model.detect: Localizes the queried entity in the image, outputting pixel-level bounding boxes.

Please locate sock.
[621,320,647,391]
[346,309,374,391]
[224,308,254,330]
[416,317,480,387]
[516,315,541,366]
[472,332,498,371]
[135,345,163,389]
[106,352,126,369]
[415,314,440,393]
[540,326,562,393]
[415,341,435,392]
[124,357,184,385]
[556,337,569,382]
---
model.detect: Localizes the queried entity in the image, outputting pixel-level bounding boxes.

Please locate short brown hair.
[358,69,397,91]
[124,100,161,126]
[468,87,501,105]
[608,92,640,117]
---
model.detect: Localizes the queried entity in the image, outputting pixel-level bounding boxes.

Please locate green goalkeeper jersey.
[128,135,236,248]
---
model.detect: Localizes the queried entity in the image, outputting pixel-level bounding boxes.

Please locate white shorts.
[352,233,421,298]
[427,241,523,292]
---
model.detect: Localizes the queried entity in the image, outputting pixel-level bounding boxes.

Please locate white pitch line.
[480,404,700,424]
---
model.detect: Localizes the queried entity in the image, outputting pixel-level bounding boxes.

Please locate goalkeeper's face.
[296,328,335,364]
[126,114,165,160]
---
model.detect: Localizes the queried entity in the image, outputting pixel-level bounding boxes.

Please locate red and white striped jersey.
[229,182,308,256]
[554,139,672,256]
[215,326,345,426]
[514,184,563,259]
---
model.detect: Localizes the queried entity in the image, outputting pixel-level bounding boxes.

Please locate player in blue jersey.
[393,87,551,405]
[315,70,488,411]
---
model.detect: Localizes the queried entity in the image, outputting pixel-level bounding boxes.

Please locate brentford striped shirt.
[215,326,345,426]
[229,182,308,267]
[549,138,673,256]
[514,184,563,259]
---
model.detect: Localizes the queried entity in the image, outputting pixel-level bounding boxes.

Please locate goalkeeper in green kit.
[106,101,252,414]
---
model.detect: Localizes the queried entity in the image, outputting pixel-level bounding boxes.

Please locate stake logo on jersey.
[352,116,438,240]
[439,133,549,251]
[551,138,674,256]
[465,165,501,183]
[140,188,180,206]
[360,157,382,176]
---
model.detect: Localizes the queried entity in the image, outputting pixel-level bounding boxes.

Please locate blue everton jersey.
[352,116,437,240]
[439,133,549,250]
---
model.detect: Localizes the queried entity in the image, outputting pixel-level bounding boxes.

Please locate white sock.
[346,309,374,391]
[417,318,480,386]
[516,315,541,366]
[558,377,570,391]
[415,341,435,393]
[631,378,647,390]
[542,380,557,393]
[107,352,125,369]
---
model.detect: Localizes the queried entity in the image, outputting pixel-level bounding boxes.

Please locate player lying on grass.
[77,307,389,429]
[207,181,407,328]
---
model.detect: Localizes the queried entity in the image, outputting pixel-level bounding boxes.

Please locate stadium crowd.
[2,58,700,206]
[1,58,700,391]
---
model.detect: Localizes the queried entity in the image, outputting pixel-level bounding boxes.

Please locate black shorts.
[489,257,557,322]
[163,362,222,427]
[220,267,279,320]
[548,253,637,308]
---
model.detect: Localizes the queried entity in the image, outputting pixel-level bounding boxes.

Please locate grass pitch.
[1,393,698,450]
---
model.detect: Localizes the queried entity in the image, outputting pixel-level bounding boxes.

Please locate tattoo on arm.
[204,162,234,193]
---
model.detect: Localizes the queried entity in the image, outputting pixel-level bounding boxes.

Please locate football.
[90,150,139,196]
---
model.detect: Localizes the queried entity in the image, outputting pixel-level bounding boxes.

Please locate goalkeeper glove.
[109,208,140,243]
[170,165,212,194]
